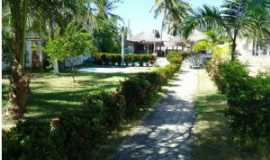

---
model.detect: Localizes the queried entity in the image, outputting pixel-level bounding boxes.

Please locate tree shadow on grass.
[25,83,117,120]
[192,93,270,160]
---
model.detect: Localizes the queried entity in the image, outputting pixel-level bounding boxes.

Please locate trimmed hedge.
[207,60,270,143]
[92,53,156,66]
[3,54,184,160]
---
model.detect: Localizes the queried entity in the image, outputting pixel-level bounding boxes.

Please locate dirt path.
[114,59,198,160]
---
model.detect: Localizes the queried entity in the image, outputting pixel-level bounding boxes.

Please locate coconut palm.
[154,0,190,35]
[180,0,270,60]
[244,0,270,55]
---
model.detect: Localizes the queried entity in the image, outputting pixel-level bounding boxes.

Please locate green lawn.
[192,69,270,160]
[2,70,163,160]
[2,72,131,128]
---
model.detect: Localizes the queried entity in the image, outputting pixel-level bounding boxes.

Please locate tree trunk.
[231,40,237,61]
[70,58,76,83]
[252,39,256,56]
[8,0,31,119]
[53,59,59,74]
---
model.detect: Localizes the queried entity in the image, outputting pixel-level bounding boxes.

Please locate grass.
[2,70,163,160]
[192,69,270,160]
[2,72,131,128]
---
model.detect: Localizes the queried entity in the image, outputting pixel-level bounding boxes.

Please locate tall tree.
[5,0,31,119]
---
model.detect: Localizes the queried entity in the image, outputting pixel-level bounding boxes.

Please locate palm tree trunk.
[230,30,239,61]
[252,39,256,56]
[8,0,31,119]
[231,40,237,61]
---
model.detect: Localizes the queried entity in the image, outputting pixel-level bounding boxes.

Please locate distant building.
[3,32,90,71]
[126,31,200,56]
[126,32,164,54]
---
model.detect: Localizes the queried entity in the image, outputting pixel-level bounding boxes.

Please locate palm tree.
[3,0,88,119]
[154,0,190,36]
[180,0,270,60]
[192,30,228,54]
[244,0,270,55]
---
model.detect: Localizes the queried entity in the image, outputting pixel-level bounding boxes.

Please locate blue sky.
[113,0,223,34]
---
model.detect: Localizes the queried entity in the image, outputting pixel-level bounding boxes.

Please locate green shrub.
[156,63,181,84]
[209,60,270,143]
[83,91,126,130]
[166,51,183,64]
[3,119,58,160]
[92,53,156,66]
[51,110,106,160]
[3,112,107,160]
[119,77,152,118]
[137,72,162,91]
[215,61,250,97]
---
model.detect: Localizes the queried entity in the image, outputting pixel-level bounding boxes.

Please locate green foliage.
[192,40,210,52]
[83,91,126,130]
[3,119,57,160]
[208,60,270,144]
[119,77,152,117]
[51,111,107,159]
[44,38,66,61]
[154,0,190,35]
[92,53,156,66]
[45,23,96,62]
[93,19,121,53]
[180,0,270,60]
[3,54,184,160]
[166,51,183,64]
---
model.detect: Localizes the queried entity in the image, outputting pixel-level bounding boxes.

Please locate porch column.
[26,40,32,68]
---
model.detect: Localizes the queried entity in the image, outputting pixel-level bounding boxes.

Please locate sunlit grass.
[2,72,130,128]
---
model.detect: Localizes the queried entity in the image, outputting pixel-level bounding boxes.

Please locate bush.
[119,77,152,118]
[208,60,270,143]
[214,61,250,97]
[3,112,107,160]
[51,110,107,160]
[137,72,162,91]
[92,53,156,66]
[3,119,58,160]
[166,51,183,64]
[83,91,126,130]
